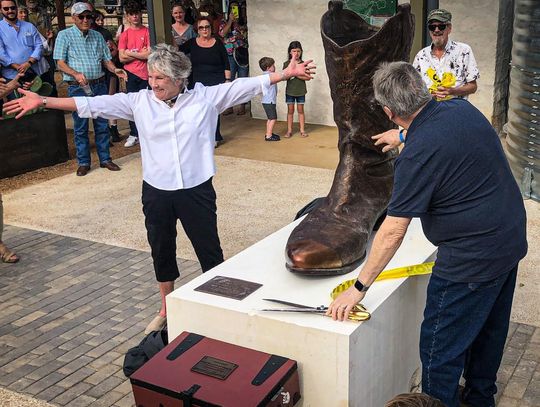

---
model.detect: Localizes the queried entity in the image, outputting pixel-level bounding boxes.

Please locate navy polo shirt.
[388,99,527,282]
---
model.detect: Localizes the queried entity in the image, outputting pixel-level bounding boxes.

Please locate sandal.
[0,242,19,263]
[284,132,293,138]
[300,132,309,138]
[265,134,281,141]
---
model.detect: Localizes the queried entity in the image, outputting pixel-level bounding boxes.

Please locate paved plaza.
[0,225,201,406]
[0,225,538,406]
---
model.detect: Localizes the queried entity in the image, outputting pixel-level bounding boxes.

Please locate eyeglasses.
[2,6,17,11]
[428,23,447,32]
[198,25,211,30]
[77,14,94,20]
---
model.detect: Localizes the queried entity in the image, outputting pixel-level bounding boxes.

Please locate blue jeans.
[420,265,518,407]
[68,81,111,166]
[126,71,149,137]
[227,54,248,80]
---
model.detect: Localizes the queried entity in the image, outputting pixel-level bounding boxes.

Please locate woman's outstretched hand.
[3,88,42,119]
[287,58,316,81]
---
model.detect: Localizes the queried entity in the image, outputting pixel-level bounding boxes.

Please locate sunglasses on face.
[198,25,210,30]
[77,14,94,20]
[428,24,447,32]
[2,6,17,11]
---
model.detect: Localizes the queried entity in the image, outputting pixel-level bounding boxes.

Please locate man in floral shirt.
[413,9,479,101]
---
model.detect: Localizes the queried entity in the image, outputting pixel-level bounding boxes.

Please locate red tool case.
[130,331,301,406]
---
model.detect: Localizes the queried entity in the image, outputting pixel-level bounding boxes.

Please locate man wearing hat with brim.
[53,2,126,176]
[413,8,479,101]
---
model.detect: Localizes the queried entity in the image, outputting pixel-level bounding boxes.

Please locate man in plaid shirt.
[54,2,125,176]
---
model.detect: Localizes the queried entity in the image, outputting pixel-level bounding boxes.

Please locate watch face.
[354,279,365,292]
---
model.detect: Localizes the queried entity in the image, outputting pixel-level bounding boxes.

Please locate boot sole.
[286,252,366,276]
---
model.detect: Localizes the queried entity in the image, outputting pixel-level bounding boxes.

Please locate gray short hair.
[147,43,192,82]
[373,62,432,118]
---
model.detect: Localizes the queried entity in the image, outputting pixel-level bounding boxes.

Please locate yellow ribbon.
[427,67,456,101]
[331,262,434,300]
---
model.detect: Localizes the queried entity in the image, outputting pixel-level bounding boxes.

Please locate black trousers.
[142,179,224,282]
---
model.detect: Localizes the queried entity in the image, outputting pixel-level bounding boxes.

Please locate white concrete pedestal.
[167,218,436,407]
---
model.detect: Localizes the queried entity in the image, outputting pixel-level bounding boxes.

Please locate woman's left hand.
[2,88,42,119]
[287,58,316,81]
[326,286,365,322]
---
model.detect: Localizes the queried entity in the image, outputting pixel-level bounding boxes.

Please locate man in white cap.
[54,2,126,176]
[413,9,479,101]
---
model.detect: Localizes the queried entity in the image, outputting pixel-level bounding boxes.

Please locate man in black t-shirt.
[329,62,527,407]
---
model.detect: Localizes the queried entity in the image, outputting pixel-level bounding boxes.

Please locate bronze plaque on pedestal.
[194,276,262,300]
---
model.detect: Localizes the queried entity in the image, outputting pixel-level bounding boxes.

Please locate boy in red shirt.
[118,1,150,147]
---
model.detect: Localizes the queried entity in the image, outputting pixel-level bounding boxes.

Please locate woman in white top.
[4,44,315,334]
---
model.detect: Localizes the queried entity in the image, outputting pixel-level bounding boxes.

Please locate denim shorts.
[285,94,305,104]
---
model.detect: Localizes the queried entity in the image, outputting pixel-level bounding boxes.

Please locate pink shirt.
[118,26,150,80]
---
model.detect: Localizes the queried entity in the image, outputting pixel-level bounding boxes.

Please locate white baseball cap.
[71,2,92,15]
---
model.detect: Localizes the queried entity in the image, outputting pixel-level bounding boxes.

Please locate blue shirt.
[0,19,43,79]
[388,99,527,282]
[261,71,277,104]
[53,25,111,81]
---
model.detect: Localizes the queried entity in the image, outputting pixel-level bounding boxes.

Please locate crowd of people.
[2,5,523,407]
[0,0,318,147]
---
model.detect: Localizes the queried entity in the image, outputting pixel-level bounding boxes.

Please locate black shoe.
[76,165,90,176]
[109,126,121,142]
[100,161,121,171]
[265,134,280,141]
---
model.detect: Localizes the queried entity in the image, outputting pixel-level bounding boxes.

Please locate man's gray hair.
[147,44,192,83]
[373,61,432,118]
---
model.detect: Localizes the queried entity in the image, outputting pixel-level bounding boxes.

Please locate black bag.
[233,47,249,68]
[123,328,169,377]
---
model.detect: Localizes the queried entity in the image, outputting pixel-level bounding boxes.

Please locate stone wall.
[247,0,333,126]
[247,0,499,125]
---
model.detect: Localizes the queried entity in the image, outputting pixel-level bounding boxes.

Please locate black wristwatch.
[354,279,370,293]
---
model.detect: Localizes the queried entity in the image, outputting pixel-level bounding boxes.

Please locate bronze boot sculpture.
[285,1,414,275]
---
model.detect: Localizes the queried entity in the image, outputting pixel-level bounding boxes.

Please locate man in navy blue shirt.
[329,62,527,407]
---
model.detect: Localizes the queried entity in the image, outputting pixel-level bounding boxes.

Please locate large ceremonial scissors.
[260,298,371,322]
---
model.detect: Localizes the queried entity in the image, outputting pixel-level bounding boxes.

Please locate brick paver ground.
[0,225,538,406]
[0,225,201,406]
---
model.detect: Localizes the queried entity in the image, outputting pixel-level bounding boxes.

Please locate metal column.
[146,0,172,46]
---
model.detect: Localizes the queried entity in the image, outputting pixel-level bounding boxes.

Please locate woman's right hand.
[2,88,43,119]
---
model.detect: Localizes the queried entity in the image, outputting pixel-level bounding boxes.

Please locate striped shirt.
[53,25,111,81]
